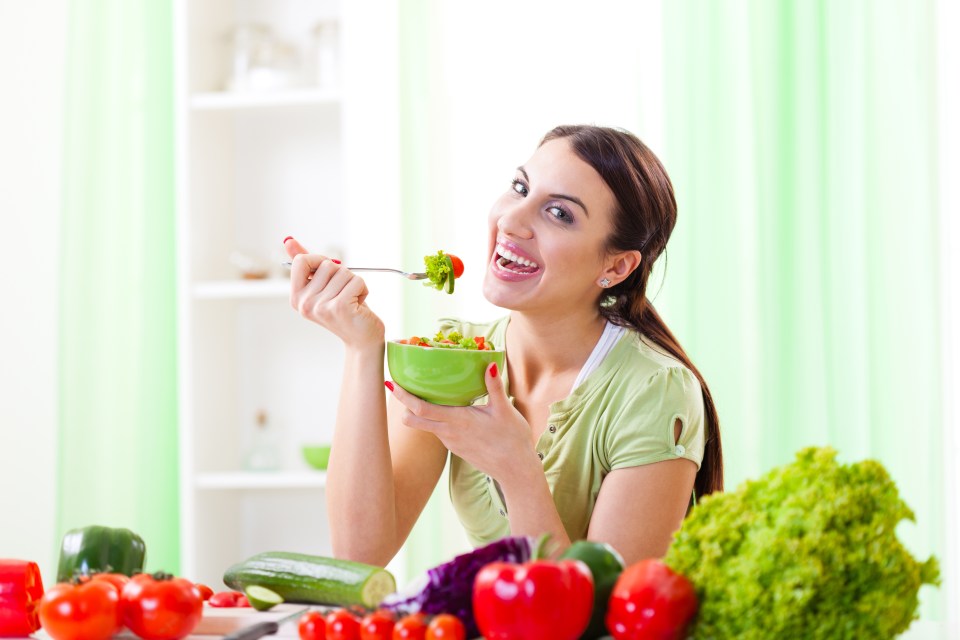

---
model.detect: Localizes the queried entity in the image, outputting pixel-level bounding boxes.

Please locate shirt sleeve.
[602,365,706,471]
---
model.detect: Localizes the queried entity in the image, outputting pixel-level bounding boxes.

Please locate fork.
[281,261,429,281]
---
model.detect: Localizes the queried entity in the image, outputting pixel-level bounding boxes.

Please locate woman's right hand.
[284,237,385,348]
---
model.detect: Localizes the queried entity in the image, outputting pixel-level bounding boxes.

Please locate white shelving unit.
[174,0,403,589]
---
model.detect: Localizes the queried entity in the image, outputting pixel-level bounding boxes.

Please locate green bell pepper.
[560,540,625,639]
[56,525,146,582]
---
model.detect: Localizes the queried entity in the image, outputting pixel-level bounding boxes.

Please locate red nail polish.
[331,259,342,264]
[490,363,498,378]
[384,381,395,392]
[283,236,294,244]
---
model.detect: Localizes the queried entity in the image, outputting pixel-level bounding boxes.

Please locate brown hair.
[541,125,723,497]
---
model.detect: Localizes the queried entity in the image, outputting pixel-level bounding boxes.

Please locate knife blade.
[221,607,311,640]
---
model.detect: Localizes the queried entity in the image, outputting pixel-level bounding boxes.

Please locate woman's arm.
[325,348,447,566]
[285,240,446,566]
[586,456,696,565]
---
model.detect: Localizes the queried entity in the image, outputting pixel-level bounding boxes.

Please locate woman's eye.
[548,205,574,224]
[511,179,528,196]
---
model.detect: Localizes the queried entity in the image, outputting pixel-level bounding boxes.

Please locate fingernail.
[384,381,395,392]
[489,363,498,378]
[332,259,342,264]
[283,236,294,244]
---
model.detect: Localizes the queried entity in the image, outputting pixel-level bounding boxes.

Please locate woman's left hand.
[387,363,538,481]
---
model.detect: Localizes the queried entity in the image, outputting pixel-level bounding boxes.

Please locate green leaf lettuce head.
[424,250,454,293]
[664,447,940,639]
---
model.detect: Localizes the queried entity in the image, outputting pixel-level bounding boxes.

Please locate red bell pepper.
[605,559,698,640]
[473,559,594,640]
[0,559,45,637]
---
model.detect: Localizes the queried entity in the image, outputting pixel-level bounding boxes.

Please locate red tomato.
[297,610,326,640]
[38,581,121,640]
[393,613,427,640]
[425,615,465,640]
[605,559,697,640]
[208,591,241,607]
[121,573,203,640]
[325,608,361,640]
[448,255,464,279]
[235,594,251,607]
[81,572,130,594]
[194,583,214,601]
[360,609,395,640]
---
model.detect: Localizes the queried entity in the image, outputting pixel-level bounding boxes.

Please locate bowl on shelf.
[302,444,332,471]
[386,340,505,407]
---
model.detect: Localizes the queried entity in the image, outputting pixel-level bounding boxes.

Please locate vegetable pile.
[396,330,495,351]
[423,250,463,294]
[382,535,534,638]
[6,525,214,640]
[664,447,940,639]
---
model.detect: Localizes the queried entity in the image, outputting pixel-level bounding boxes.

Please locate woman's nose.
[496,201,535,239]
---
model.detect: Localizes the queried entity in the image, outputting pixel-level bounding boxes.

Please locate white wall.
[0,2,68,583]
[937,0,960,636]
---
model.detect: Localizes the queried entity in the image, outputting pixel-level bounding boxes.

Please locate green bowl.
[387,341,506,406]
[301,444,332,470]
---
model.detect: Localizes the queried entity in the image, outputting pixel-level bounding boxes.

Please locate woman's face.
[482,137,619,314]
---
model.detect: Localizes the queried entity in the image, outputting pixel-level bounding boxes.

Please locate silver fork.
[281,262,428,281]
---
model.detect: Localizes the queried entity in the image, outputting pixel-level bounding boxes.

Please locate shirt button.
[499,509,506,517]
[537,452,544,461]
[675,444,686,456]
[486,475,492,483]
[548,424,557,433]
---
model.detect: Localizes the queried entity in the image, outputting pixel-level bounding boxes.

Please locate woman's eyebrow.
[517,166,590,217]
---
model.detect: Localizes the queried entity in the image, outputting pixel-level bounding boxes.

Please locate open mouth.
[494,243,541,275]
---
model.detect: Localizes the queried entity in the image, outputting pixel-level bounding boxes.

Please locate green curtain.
[397,0,469,578]
[57,0,179,573]
[658,0,942,618]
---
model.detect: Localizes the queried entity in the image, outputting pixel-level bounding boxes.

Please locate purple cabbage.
[382,535,534,638]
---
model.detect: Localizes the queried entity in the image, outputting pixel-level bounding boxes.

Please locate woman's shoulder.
[613,331,699,384]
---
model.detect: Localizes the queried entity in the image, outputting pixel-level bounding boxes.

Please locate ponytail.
[601,294,724,497]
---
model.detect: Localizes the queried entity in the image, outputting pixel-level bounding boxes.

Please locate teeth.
[497,244,539,269]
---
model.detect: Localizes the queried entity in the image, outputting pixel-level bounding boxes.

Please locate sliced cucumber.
[224,551,396,609]
[444,255,455,294]
[244,585,284,611]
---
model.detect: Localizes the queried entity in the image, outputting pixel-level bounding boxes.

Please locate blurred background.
[1,0,957,636]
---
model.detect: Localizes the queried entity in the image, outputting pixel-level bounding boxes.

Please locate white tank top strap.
[571,321,627,393]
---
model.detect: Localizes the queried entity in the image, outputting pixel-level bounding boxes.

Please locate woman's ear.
[600,250,642,287]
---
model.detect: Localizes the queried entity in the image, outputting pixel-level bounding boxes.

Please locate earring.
[599,278,611,288]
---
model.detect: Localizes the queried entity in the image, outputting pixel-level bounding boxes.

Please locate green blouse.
[438,316,706,547]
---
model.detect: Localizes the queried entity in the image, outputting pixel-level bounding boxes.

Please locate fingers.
[283,236,310,259]
[290,253,329,286]
[483,361,507,408]
[387,382,450,424]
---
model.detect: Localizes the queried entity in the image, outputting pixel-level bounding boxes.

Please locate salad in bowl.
[388,330,504,406]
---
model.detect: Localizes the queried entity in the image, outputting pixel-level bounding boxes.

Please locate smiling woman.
[286,125,718,570]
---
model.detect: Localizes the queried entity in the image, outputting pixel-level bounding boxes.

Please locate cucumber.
[223,551,396,609]
[444,255,455,294]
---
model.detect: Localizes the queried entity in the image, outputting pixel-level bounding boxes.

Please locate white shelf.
[195,470,327,490]
[193,279,289,300]
[190,88,341,111]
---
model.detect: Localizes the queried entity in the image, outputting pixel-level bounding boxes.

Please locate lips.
[491,240,541,281]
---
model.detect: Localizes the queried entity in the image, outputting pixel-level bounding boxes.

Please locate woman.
[284,125,722,568]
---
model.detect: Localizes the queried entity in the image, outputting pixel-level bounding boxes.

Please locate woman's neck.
[505,307,607,384]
